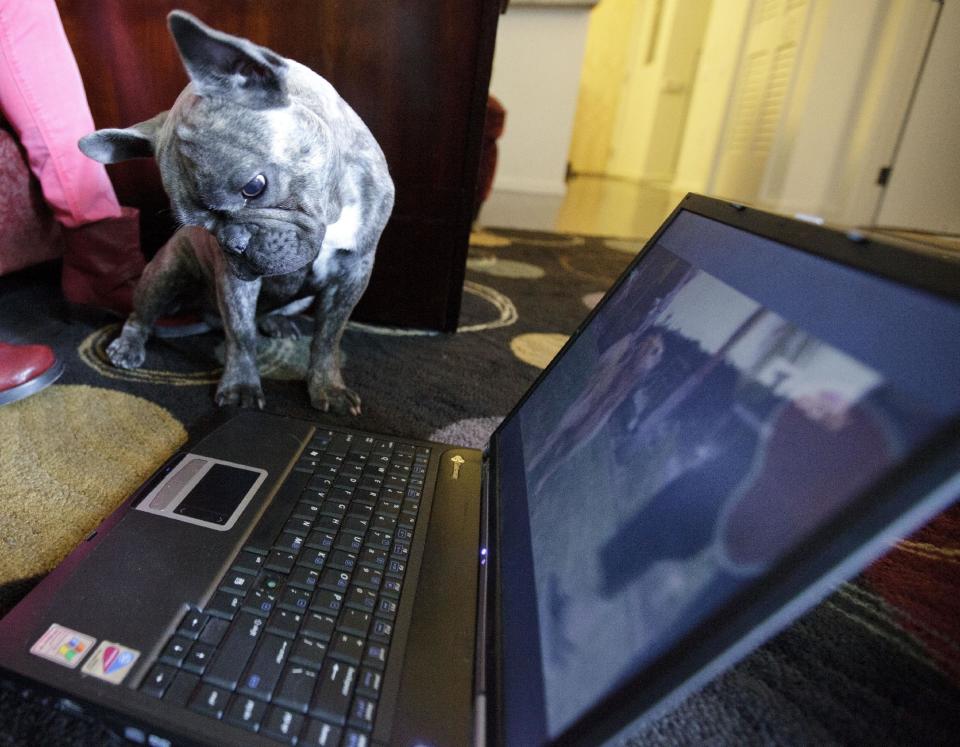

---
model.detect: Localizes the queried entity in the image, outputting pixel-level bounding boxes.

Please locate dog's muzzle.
[218,224,251,255]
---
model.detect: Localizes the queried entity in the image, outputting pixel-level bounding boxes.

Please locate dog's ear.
[78,111,167,163]
[167,10,288,109]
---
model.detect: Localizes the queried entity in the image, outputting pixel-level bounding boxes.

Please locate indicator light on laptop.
[480,547,488,565]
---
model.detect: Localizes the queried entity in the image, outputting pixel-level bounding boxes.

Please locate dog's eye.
[240,174,267,199]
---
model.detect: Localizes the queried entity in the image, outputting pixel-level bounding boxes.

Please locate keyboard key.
[309,659,356,725]
[319,568,351,593]
[262,706,305,745]
[345,586,377,613]
[189,682,229,719]
[225,694,267,732]
[314,515,341,534]
[220,569,256,595]
[326,550,356,572]
[284,517,314,537]
[335,533,364,554]
[278,586,312,613]
[182,642,216,675]
[346,502,374,521]
[177,610,208,640]
[204,612,264,689]
[141,663,177,698]
[288,566,320,591]
[370,618,393,644]
[363,643,388,671]
[365,531,392,551]
[266,608,303,639]
[329,633,364,666]
[371,515,396,533]
[358,547,387,570]
[356,668,382,699]
[206,590,242,619]
[290,636,328,669]
[274,665,319,713]
[292,500,321,521]
[159,636,191,667]
[337,609,371,638]
[265,549,298,575]
[301,719,342,746]
[394,526,414,543]
[319,500,348,519]
[298,548,328,570]
[349,696,377,732]
[232,551,265,576]
[239,634,290,701]
[353,566,382,592]
[342,517,369,534]
[375,598,398,621]
[380,578,402,599]
[242,588,277,617]
[163,670,201,708]
[274,532,305,555]
[342,729,371,747]
[385,559,406,579]
[310,590,343,616]
[301,613,336,642]
[199,617,230,647]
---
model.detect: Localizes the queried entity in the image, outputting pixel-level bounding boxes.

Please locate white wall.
[672,0,751,195]
[488,5,593,195]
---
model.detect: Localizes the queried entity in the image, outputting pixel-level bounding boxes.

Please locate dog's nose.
[218,225,251,255]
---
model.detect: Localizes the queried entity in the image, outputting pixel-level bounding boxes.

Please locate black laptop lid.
[492,196,960,745]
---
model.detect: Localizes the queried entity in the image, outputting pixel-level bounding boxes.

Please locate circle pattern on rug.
[0,385,187,584]
[510,333,569,369]
[466,256,545,279]
[583,291,605,310]
[603,237,645,254]
[470,229,513,248]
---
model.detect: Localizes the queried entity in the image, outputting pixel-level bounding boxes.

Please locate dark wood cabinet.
[57,1,501,331]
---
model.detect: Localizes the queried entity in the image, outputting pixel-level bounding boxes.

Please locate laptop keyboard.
[139,429,431,747]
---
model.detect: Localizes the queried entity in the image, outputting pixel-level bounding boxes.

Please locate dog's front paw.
[309,383,362,416]
[216,381,266,409]
[258,315,301,339]
[106,336,146,369]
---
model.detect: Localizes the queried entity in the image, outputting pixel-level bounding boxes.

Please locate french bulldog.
[79,10,394,415]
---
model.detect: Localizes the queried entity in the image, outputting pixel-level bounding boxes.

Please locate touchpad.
[136,454,267,531]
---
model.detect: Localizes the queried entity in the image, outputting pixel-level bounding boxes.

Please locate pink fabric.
[0,0,120,228]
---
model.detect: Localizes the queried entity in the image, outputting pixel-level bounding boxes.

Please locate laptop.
[1,194,959,746]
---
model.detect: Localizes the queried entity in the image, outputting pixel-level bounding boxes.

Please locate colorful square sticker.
[81,640,140,684]
[29,623,96,669]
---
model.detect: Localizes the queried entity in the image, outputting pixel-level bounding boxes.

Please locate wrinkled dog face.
[78,11,338,281]
[157,96,329,280]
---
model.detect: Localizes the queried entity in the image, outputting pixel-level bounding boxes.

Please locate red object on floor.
[0,341,62,405]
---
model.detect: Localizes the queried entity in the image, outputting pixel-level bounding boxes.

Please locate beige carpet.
[0,384,186,586]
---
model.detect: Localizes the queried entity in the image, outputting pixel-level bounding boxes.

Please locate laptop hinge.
[473,452,492,745]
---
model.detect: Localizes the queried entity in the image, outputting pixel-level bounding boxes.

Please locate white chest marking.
[311,204,362,279]
[322,204,361,250]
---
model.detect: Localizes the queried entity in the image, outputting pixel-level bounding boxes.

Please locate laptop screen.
[495,209,960,743]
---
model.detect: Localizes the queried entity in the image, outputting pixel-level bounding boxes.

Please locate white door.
[711,0,811,202]
[874,0,960,234]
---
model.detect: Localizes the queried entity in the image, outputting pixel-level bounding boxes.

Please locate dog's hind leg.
[106,228,206,369]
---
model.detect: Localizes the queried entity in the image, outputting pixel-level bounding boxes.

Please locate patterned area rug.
[0,228,957,744]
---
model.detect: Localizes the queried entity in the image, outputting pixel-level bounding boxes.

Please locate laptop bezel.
[485,193,960,745]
